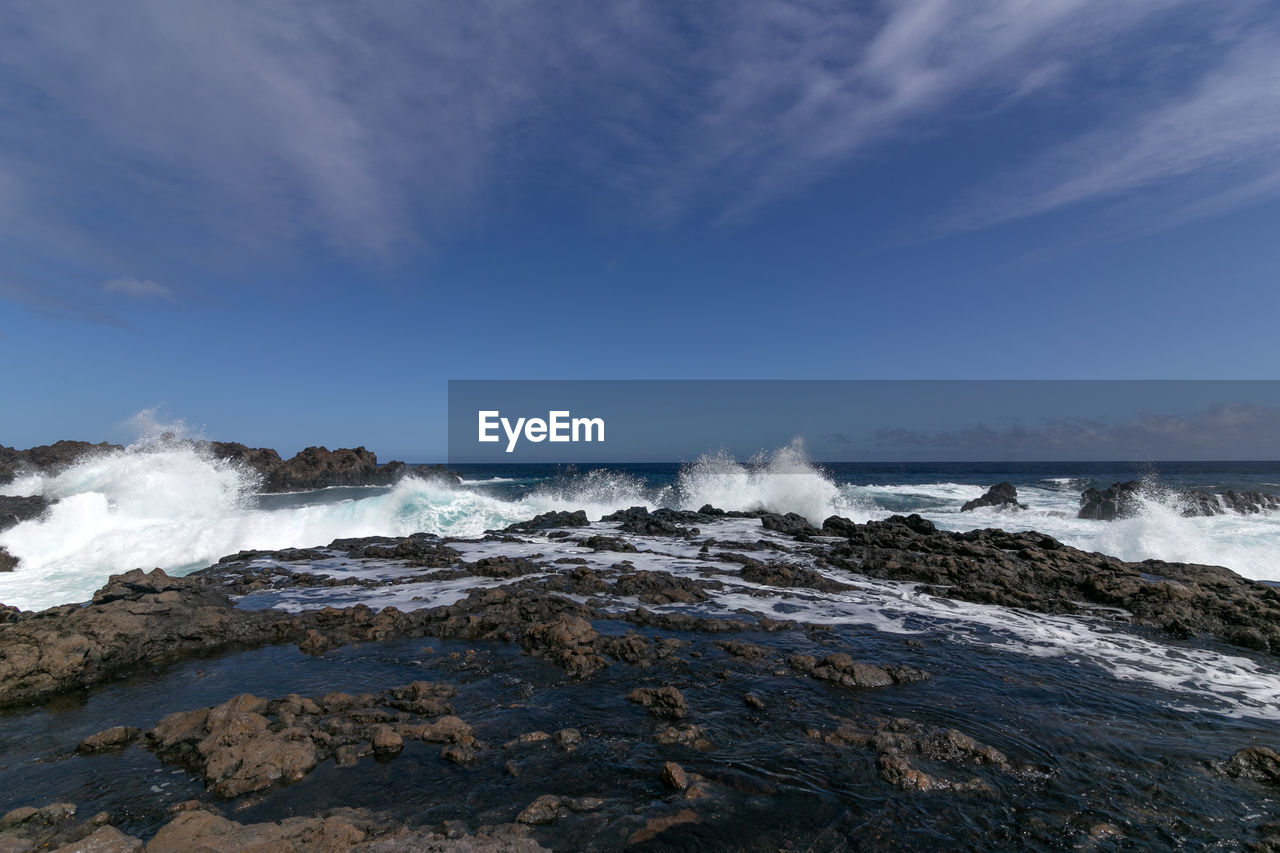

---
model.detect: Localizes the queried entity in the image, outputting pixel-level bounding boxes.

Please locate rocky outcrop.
[239,445,457,492]
[810,717,1019,794]
[144,683,468,797]
[0,568,292,709]
[960,482,1026,512]
[1182,489,1280,517]
[1079,481,1144,520]
[815,513,1280,654]
[503,510,590,532]
[0,441,120,483]
[0,440,457,493]
[0,546,17,573]
[1080,481,1280,520]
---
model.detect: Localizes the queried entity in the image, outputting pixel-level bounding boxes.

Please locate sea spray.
[3,433,1280,611]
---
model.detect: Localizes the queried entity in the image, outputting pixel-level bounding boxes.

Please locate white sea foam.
[3,429,1280,611]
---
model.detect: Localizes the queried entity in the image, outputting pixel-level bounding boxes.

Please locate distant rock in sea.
[961,482,1026,512]
[0,439,458,492]
[1079,481,1280,521]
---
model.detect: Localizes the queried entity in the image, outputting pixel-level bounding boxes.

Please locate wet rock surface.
[816,513,1280,654]
[3,508,1280,850]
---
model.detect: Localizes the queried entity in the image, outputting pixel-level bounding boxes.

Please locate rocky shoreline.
[2,507,1280,850]
[0,439,457,495]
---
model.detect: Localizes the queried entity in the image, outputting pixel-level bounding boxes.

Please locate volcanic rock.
[961,482,1026,512]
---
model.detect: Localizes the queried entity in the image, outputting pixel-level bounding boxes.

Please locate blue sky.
[2,1,1279,460]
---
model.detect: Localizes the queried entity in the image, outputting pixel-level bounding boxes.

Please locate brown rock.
[516,795,562,825]
[77,726,141,754]
[49,825,143,852]
[627,686,688,719]
[628,808,699,844]
[660,761,689,791]
[371,726,402,756]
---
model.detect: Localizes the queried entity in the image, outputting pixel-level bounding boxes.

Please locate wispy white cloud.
[103,278,175,302]
[0,0,1275,312]
[949,32,1280,232]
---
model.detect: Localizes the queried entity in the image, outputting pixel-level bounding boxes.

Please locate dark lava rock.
[612,570,718,605]
[627,685,688,719]
[1181,489,1280,517]
[820,515,1280,654]
[576,535,638,553]
[428,588,608,678]
[760,512,820,537]
[266,446,392,491]
[503,511,590,532]
[0,546,17,573]
[601,507,707,536]
[200,441,284,478]
[961,482,1027,512]
[1080,481,1280,521]
[0,495,50,531]
[0,441,120,483]
[1079,481,1144,520]
[738,558,856,593]
[466,556,545,578]
[344,535,460,567]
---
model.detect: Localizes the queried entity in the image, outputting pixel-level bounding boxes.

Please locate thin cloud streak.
[103,278,176,302]
[0,0,1276,314]
[948,31,1280,233]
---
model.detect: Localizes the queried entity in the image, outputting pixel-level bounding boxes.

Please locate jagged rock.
[0,546,17,573]
[1079,481,1280,520]
[1079,481,1143,520]
[819,515,1280,654]
[503,511,590,532]
[759,512,819,536]
[737,558,855,593]
[0,441,120,483]
[961,482,1026,512]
